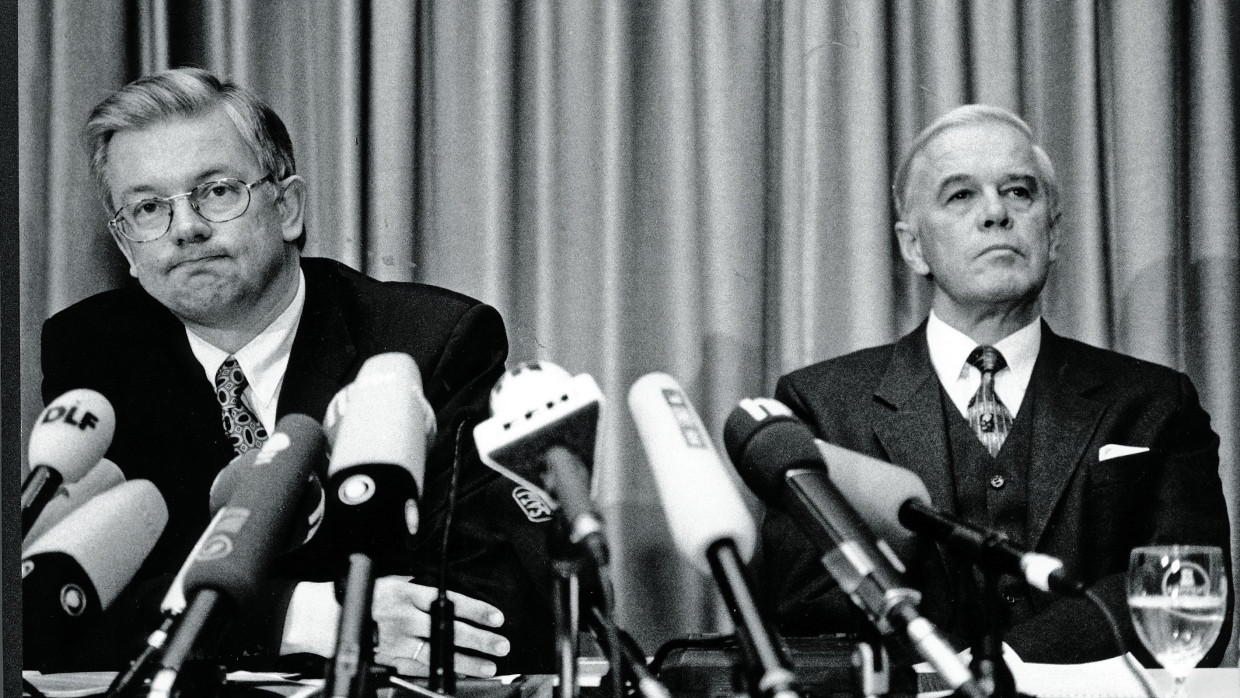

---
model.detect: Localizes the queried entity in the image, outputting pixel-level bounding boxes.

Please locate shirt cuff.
[280,581,340,657]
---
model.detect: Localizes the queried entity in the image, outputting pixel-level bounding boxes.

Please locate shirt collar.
[186,269,306,406]
[926,310,1042,383]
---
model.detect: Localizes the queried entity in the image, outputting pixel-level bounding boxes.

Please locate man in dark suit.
[762,105,1232,665]
[38,68,552,675]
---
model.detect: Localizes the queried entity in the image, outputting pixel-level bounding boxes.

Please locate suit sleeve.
[1006,373,1233,666]
[407,302,555,674]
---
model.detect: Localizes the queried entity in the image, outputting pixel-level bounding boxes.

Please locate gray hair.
[84,67,296,210]
[892,104,1059,221]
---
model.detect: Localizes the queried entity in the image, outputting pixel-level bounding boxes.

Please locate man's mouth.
[172,253,227,270]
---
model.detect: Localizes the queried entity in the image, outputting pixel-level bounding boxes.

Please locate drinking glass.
[1127,545,1227,698]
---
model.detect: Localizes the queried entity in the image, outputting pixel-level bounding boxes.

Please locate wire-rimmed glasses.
[108,174,275,242]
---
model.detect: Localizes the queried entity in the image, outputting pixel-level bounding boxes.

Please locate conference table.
[23,666,1240,698]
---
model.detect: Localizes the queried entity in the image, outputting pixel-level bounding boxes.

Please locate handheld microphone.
[24,457,124,548]
[809,439,1087,596]
[628,373,794,698]
[724,398,984,698]
[325,352,432,553]
[473,361,608,565]
[149,414,325,698]
[23,479,167,668]
[23,389,116,536]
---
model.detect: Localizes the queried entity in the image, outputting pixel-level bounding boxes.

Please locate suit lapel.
[277,262,359,422]
[872,324,960,514]
[1026,323,1106,548]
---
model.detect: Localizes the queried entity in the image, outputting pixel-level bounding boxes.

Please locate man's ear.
[895,220,931,277]
[1046,208,1063,262]
[109,228,139,278]
[275,175,307,243]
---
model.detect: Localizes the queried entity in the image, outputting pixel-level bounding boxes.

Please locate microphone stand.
[967,533,1029,698]
[550,519,585,698]
[327,553,379,698]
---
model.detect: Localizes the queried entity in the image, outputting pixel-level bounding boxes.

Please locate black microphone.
[628,373,792,698]
[809,438,1086,596]
[473,361,608,565]
[724,398,984,698]
[23,479,167,669]
[23,389,116,536]
[148,414,325,698]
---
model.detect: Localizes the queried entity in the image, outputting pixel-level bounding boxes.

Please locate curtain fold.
[17,0,1240,660]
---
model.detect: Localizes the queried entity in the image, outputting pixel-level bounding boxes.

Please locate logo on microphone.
[512,486,553,523]
[197,507,252,561]
[60,583,88,616]
[40,403,100,431]
[338,474,376,505]
[254,432,291,466]
[737,397,792,422]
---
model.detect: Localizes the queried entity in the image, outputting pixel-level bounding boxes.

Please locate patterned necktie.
[966,346,1013,457]
[215,356,268,456]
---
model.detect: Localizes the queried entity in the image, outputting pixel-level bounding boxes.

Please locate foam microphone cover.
[813,440,930,550]
[23,479,168,611]
[210,449,325,549]
[723,398,824,503]
[326,353,431,548]
[28,389,116,482]
[24,458,125,547]
[183,414,324,608]
[628,373,756,574]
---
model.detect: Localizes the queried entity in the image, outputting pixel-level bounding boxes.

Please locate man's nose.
[168,196,211,244]
[979,190,1012,230]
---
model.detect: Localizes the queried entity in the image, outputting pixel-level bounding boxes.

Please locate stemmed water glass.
[1127,545,1227,698]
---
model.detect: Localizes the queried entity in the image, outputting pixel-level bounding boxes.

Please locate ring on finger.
[412,638,427,663]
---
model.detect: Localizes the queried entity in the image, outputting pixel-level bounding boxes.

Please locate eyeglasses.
[108,175,276,242]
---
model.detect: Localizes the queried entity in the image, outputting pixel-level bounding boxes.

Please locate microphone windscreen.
[210,448,325,549]
[24,458,125,547]
[327,353,431,495]
[723,398,823,502]
[184,414,324,607]
[489,361,573,416]
[23,479,167,609]
[813,440,930,549]
[28,389,116,483]
[628,373,756,572]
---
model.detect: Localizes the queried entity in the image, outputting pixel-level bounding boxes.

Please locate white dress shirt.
[925,310,1041,419]
[185,271,307,434]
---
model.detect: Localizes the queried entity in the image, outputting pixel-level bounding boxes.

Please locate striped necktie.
[966,346,1013,458]
[214,356,268,456]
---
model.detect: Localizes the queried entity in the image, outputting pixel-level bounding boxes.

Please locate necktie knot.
[215,356,267,456]
[967,345,1008,375]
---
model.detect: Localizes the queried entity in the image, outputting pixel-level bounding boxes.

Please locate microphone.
[628,373,794,698]
[325,352,432,553]
[149,414,325,698]
[323,353,434,698]
[23,389,116,535]
[22,479,168,668]
[724,398,984,698]
[210,449,325,550]
[24,457,124,548]
[809,439,1087,596]
[473,361,607,565]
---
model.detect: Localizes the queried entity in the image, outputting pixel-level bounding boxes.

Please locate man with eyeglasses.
[38,68,552,676]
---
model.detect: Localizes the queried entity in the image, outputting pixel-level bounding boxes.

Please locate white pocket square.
[1099,444,1150,461]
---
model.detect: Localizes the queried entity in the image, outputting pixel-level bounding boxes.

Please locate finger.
[451,621,510,657]
[376,651,498,679]
[404,582,505,627]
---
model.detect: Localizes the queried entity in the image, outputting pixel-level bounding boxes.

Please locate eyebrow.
[116,167,242,202]
[934,172,1041,199]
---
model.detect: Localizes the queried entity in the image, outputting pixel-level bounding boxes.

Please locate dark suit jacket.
[39,256,554,673]
[763,321,1232,665]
